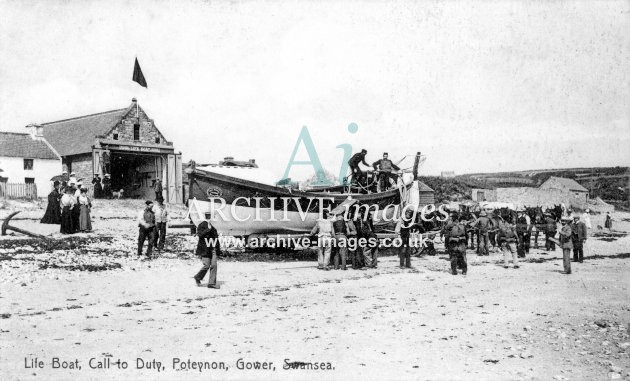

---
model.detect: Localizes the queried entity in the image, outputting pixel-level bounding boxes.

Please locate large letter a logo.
[280,126,332,186]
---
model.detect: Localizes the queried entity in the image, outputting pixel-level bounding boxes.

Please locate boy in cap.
[137,200,156,258]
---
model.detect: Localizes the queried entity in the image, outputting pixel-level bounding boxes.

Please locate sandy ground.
[1,199,629,380]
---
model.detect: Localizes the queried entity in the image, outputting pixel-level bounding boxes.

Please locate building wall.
[103,106,169,146]
[0,156,62,196]
[66,154,93,183]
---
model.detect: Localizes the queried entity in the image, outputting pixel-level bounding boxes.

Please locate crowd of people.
[440,208,593,276]
[40,175,93,234]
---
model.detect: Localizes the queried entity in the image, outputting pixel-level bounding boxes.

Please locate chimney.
[249,159,256,164]
[26,123,43,139]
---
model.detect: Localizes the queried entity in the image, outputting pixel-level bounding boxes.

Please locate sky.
[0,0,628,181]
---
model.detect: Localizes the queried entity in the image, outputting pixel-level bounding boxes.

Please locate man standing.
[310,210,333,270]
[544,212,557,251]
[447,214,467,275]
[347,149,369,186]
[137,200,156,259]
[193,219,221,289]
[497,219,520,269]
[515,209,530,257]
[152,199,168,251]
[360,211,379,268]
[372,152,401,191]
[92,174,102,199]
[471,211,493,256]
[154,178,163,202]
[332,213,348,270]
[346,213,362,269]
[571,214,587,263]
[395,209,414,268]
[559,216,573,274]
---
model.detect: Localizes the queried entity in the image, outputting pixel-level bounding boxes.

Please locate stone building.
[40,98,183,203]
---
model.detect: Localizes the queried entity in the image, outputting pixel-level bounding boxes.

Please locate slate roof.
[417,180,434,192]
[41,107,130,157]
[0,132,60,160]
[540,176,588,193]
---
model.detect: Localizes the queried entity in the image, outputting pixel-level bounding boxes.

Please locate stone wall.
[103,105,171,147]
[68,154,93,182]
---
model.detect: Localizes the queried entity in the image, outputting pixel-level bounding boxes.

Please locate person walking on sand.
[311,210,333,270]
[571,214,587,263]
[78,188,92,232]
[137,200,156,259]
[497,219,519,269]
[193,219,221,289]
[559,216,573,274]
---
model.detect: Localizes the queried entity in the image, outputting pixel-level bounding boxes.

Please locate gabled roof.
[540,176,588,193]
[0,132,60,160]
[417,180,434,192]
[41,107,130,156]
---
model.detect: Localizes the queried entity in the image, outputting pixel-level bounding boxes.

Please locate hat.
[145,200,154,205]
[572,214,580,219]
[70,172,76,176]
[104,174,110,178]
[585,209,590,213]
[383,152,388,155]
[479,211,487,217]
[361,149,367,153]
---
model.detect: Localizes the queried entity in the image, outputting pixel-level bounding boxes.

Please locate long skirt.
[72,205,81,233]
[60,206,74,234]
[79,205,92,231]
[41,196,61,224]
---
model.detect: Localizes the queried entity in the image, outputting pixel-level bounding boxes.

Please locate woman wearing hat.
[102,174,112,199]
[40,181,62,224]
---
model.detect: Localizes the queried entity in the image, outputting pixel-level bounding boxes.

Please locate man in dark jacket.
[372,152,400,191]
[471,211,493,256]
[137,200,156,258]
[571,215,588,262]
[544,213,557,251]
[348,149,369,186]
[559,216,573,274]
[193,220,221,289]
[447,215,467,275]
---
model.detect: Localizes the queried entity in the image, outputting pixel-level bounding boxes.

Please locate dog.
[112,189,124,199]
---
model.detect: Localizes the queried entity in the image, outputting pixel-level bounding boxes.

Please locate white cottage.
[0,125,62,196]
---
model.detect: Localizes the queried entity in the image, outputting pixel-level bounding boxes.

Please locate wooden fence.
[0,183,38,200]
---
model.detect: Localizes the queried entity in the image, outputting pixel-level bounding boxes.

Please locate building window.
[23,158,34,170]
[113,133,119,140]
[133,124,140,140]
[25,177,35,184]
[155,137,160,144]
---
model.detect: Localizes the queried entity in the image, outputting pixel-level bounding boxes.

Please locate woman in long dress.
[78,188,92,232]
[59,187,76,234]
[41,181,62,224]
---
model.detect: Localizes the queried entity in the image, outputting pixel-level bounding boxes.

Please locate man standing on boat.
[348,149,369,187]
[372,152,401,192]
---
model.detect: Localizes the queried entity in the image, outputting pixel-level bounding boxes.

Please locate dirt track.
[1,200,629,380]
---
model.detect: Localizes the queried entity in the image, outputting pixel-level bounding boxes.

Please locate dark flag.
[132,58,147,88]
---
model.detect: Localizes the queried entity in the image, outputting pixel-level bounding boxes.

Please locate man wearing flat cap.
[137,200,156,259]
[348,149,369,187]
[558,216,573,274]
